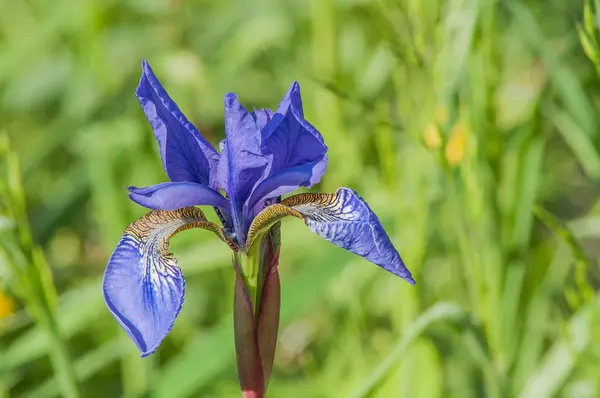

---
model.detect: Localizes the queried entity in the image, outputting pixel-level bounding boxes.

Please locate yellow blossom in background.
[445,120,469,166]
[423,122,442,149]
[0,290,15,319]
[423,104,448,150]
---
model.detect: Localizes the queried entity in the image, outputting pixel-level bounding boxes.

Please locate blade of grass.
[1,137,81,398]
[23,339,131,398]
[518,299,596,398]
[508,1,598,140]
[349,302,467,398]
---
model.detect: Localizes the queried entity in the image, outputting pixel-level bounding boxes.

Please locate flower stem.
[233,225,281,397]
[233,269,265,398]
[236,249,261,315]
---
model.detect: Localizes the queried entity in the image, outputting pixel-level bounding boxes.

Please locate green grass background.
[1,0,600,397]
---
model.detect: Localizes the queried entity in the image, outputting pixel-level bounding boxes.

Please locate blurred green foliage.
[1,0,600,397]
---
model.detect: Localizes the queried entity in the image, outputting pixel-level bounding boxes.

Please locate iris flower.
[103,60,415,397]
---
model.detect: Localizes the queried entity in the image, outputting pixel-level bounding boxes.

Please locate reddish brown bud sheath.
[233,223,281,398]
[234,271,265,397]
[257,250,280,387]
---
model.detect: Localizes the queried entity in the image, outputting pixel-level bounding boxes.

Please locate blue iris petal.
[103,213,192,357]
[218,82,328,241]
[285,188,414,284]
[137,60,219,188]
[246,163,318,216]
[251,108,274,128]
[246,82,328,212]
[221,93,270,242]
[127,181,231,218]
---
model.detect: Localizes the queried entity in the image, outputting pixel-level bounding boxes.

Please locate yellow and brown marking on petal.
[246,191,341,250]
[126,207,238,253]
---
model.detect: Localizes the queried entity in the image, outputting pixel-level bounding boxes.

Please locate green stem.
[236,250,261,316]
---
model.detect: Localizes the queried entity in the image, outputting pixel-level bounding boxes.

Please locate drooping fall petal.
[246,188,414,284]
[103,207,235,357]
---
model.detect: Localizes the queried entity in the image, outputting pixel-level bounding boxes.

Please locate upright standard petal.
[217,139,229,194]
[137,60,219,187]
[127,181,231,218]
[251,108,275,130]
[246,162,323,217]
[222,93,269,242]
[245,82,328,212]
[246,188,414,284]
[103,207,237,357]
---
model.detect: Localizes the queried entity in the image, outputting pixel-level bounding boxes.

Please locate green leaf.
[23,339,131,398]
